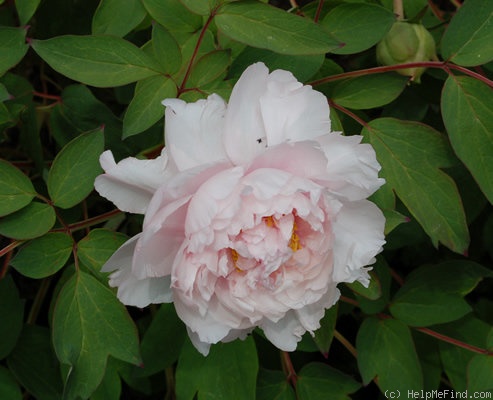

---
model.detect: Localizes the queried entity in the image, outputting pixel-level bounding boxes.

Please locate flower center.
[289,221,302,252]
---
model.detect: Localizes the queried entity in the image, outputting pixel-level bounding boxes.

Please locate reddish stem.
[281,351,298,386]
[314,0,324,23]
[0,240,24,259]
[328,100,369,128]
[0,246,14,279]
[389,268,404,286]
[32,91,61,101]
[51,209,123,234]
[179,10,218,94]
[308,61,493,88]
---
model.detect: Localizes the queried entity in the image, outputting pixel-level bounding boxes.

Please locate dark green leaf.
[123,75,176,138]
[176,337,258,400]
[312,304,337,355]
[48,127,104,208]
[441,0,493,66]
[142,0,202,32]
[152,24,182,74]
[354,258,392,315]
[390,261,492,326]
[15,0,42,25]
[0,27,29,77]
[187,50,231,88]
[256,369,296,400]
[52,271,141,400]
[321,3,395,55]
[0,276,24,359]
[77,229,128,273]
[346,271,382,300]
[215,1,340,55]
[362,118,469,253]
[0,202,55,240]
[468,355,493,392]
[0,366,22,400]
[442,75,493,204]
[11,232,72,279]
[333,73,408,109]
[31,36,161,87]
[90,358,122,400]
[412,332,441,391]
[7,325,63,400]
[357,317,423,392]
[297,363,361,400]
[0,158,35,217]
[134,303,186,377]
[92,0,147,37]
[180,0,219,15]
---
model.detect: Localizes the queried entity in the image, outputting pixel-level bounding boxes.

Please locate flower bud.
[376,21,437,82]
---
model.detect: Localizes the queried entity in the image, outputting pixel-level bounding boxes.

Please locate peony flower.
[95,62,386,355]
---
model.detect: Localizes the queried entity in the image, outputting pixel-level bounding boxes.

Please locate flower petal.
[332,200,386,285]
[295,284,340,332]
[224,62,270,165]
[163,94,228,171]
[94,149,170,214]
[260,310,306,351]
[103,234,173,308]
[317,133,385,201]
[260,69,330,146]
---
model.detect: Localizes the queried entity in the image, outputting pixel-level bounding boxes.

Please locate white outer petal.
[260,310,306,351]
[102,234,173,308]
[163,94,228,171]
[94,149,170,214]
[331,200,386,285]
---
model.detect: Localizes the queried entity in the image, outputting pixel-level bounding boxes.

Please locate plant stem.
[334,329,358,358]
[280,351,297,386]
[393,0,404,20]
[314,0,324,23]
[26,278,52,324]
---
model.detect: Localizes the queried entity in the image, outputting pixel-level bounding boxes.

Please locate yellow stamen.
[289,221,302,252]
[263,215,275,227]
[230,248,242,272]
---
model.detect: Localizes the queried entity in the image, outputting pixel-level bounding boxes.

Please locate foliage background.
[0,0,492,399]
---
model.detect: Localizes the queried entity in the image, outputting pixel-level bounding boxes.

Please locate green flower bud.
[376,21,437,82]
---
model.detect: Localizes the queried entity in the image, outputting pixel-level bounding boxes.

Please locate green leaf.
[0,27,28,77]
[176,337,258,400]
[31,35,161,87]
[152,24,182,74]
[0,276,24,359]
[256,369,296,400]
[142,0,202,32]
[123,75,176,138]
[312,304,338,355]
[0,366,22,400]
[52,271,141,400]
[0,158,36,217]
[7,325,63,400]
[77,229,128,273]
[180,0,219,15]
[90,358,122,400]
[357,317,423,393]
[15,0,41,25]
[321,3,395,55]
[134,303,186,377]
[441,0,493,66]
[332,73,408,109]
[0,202,55,239]
[442,75,493,204]
[362,118,469,253]
[346,271,382,300]
[215,1,340,55]
[11,232,72,279]
[229,47,324,82]
[48,127,104,209]
[390,261,491,326]
[187,50,231,88]
[92,0,147,37]
[297,363,361,400]
[0,83,10,101]
[468,355,493,392]
[355,258,392,315]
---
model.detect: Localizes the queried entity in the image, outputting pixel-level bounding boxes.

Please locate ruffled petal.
[260,310,306,351]
[295,284,340,332]
[317,133,385,201]
[224,62,270,165]
[331,200,386,285]
[103,234,173,307]
[94,149,170,214]
[259,69,330,146]
[163,94,228,171]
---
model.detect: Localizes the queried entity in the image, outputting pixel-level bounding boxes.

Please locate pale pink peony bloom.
[95,62,385,355]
